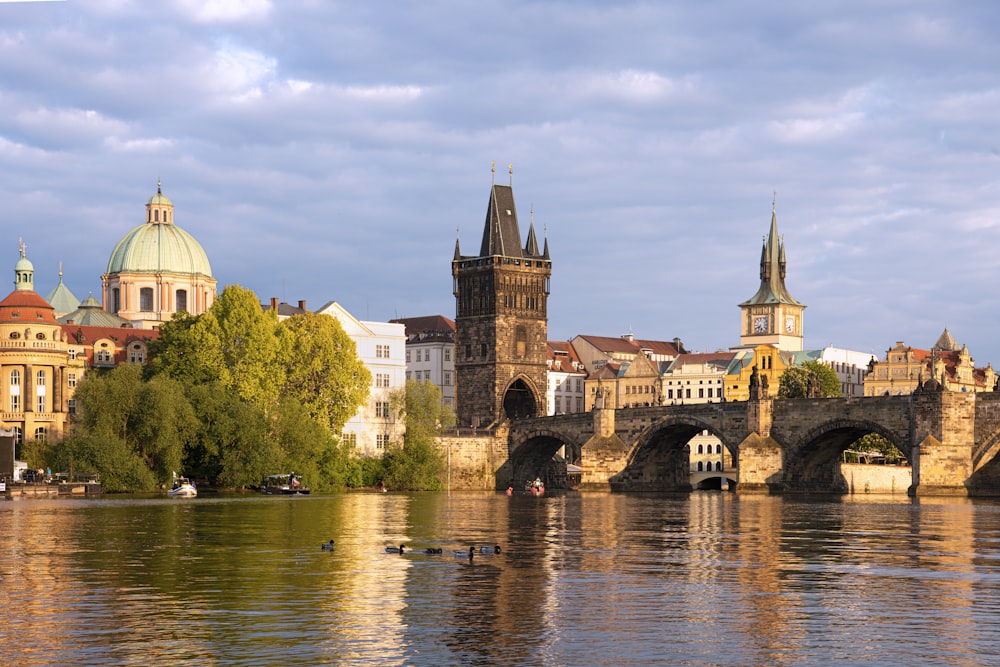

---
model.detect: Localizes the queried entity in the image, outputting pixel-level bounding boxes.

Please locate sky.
[1,1,999,364]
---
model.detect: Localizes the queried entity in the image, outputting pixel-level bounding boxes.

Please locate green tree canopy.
[381,380,454,491]
[778,360,843,399]
[281,311,371,435]
[153,284,291,409]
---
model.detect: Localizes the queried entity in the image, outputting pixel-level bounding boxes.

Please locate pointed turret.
[740,206,802,307]
[525,222,540,257]
[933,327,959,352]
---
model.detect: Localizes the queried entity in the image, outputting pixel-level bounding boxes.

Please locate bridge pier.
[909,388,974,496]
[735,432,784,494]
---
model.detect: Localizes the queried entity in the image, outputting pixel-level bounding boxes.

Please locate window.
[375,401,390,418]
[342,432,357,448]
[10,369,20,412]
[140,287,154,312]
[406,371,411,380]
[376,344,390,359]
[130,344,145,364]
[697,444,704,454]
[34,427,47,443]
[37,392,45,413]
[176,289,188,312]
[68,372,77,388]
[112,288,120,313]
[480,343,488,358]
[12,426,21,444]
[69,349,77,360]
[444,348,451,362]
[97,349,112,363]
[376,373,390,388]
[465,344,471,359]
[444,371,451,386]
[406,350,411,362]
[554,397,562,414]
[376,433,390,449]
[68,399,76,415]
[697,461,704,471]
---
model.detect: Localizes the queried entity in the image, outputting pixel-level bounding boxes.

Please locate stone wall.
[435,432,510,490]
[840,463,912,494]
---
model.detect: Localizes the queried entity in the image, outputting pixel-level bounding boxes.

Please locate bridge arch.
[781,418,910,493]
[508,426,588,492]
[613,415,738,492]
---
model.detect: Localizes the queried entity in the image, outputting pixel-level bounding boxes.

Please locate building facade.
[452,172,551,427]
[315,301,406,457]
[391,315,456,409]
[102,183,217,328]
[546,341,587,415]
[864,330,996,396]
[0,244,76,444]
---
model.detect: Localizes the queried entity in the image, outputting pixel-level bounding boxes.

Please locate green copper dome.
[106,186,212,278]
[106,222,213,277]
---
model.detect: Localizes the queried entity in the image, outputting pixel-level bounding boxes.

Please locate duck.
[321,539,335,551]
[479,545,502,555]
[424,547,443,555]
[454,546,475,560]
[385,544,406,554]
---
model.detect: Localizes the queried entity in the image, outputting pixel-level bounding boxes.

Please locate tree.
[849,433,906,463]
[381,380,454,490]
[152,285,291,410]
[778,360,842,399]
[281,312,371,435]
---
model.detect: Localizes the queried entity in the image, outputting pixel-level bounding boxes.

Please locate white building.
[390,315,455,409]
[314,302,407,457]
[814,346,876,398]
[546,341,587,415]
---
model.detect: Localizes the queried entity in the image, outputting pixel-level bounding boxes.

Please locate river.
[3,491,1000,666]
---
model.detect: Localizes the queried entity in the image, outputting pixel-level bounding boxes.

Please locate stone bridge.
[501,385,1000,496]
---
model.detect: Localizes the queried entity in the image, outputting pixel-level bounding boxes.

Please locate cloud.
[172,0,271,24]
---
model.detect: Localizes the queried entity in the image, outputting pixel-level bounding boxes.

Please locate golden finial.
[58,260,63,278]
[18,237,25,258]
[772,190,777,212]
[509,163,513,186]
[158,178,162,194]
[491,160,495,185]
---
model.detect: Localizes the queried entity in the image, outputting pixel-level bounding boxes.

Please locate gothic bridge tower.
[453,165,551,428]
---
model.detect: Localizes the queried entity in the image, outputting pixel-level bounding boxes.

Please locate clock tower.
[738,201,805,351]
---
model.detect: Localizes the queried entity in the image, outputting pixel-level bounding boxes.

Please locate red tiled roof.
[390,315,456,334]
[577,334,683,357]
[0,289,57,323]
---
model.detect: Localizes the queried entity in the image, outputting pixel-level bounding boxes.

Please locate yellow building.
[864,331,995,396]
[724,345,793,402]
[0,243,77,444]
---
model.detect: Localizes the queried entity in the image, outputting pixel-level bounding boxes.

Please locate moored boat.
[260,473,310,495]
[168,476,197,498]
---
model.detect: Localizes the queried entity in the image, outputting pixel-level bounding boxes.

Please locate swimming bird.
[321,539,335,551]
[454,546,475,560]
[385,544,405,554]
[479,545,502,554]
[424,547,443,555]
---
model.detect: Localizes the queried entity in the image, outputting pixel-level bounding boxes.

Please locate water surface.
[2,491,999,666]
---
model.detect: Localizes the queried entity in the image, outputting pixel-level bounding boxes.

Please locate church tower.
[738,200,805,351]
[452,164,551,427]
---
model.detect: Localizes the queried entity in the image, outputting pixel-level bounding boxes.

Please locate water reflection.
[4,492,1000,666]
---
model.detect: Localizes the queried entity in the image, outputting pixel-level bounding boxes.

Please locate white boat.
[168,476,197,498]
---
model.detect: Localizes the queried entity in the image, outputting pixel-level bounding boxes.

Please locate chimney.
[270,297,279,311]
[298,300,307,311]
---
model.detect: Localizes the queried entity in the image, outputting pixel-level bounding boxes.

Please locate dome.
[15,254,33,273]
[106,222,213,277]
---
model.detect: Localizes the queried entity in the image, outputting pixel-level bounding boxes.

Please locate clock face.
[753,316,768,333]
[785,316,795,333]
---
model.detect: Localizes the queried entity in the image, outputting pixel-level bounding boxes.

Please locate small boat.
[525,478,545,496]
[260,473,310,495]
[168,476,197,498]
